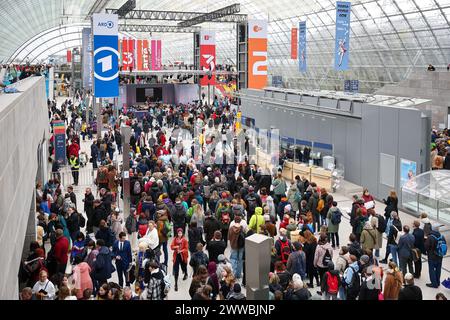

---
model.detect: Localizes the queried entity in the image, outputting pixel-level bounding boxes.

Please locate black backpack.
[348,266,361,294]
[237,229,246,249]
[322,248,332,266]
[376,215,386,233]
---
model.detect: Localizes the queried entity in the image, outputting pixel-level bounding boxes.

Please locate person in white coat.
[138,221,160,251]
[32,270,56,300]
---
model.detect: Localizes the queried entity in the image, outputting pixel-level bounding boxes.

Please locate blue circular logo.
[106,21,114,29]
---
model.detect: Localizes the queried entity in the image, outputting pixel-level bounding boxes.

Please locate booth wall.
[125,84,198,106]
[241,89,430,200]
[0,77,48,299]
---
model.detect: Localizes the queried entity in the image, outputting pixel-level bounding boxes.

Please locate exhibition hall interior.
[1,0,450,302]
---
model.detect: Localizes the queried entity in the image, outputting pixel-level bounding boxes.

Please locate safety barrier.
[50,167,95,187]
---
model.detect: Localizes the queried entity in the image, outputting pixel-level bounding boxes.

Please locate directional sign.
[93,13,119,98]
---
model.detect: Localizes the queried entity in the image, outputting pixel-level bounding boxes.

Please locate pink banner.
[157,40,162,70]
[151,40,156,70]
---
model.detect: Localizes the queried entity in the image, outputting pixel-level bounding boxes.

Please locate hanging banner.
[128,39,136,70]
[299,21,307,73]
[82,28,93,90]
[137,40,143,71]
[142,40,150,71]
[291,28,298,59]
[151,40,157,71]
[248,20,268,89]
[200,31,216,86]
[53,120,66,165]
[67,50,72,63]
[93,13,119,98]
[335,1,351,71]
[157,40,162,70]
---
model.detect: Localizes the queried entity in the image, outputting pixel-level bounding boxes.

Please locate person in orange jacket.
[170,228,189,291]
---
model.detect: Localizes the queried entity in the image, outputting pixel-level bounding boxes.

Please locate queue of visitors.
[19,92,449,301]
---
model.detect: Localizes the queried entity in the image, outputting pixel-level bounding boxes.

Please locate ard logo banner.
[248,20,268,89]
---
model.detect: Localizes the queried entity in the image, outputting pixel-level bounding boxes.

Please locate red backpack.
[326,272,338,294]
[138,224,148,238]
[277,239,291,264]
[357,203,367,216]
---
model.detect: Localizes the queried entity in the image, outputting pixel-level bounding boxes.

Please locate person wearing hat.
[425,223,446,288]
[358,266,379,300]
[285,274,311,300]
[170,228,189,291]
[216,254,233,280]
[226,283,246,300]
[398,273,423,300]
[287,242,306,280]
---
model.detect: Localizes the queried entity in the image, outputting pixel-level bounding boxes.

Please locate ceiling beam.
[119,24,201,33]
[178,3,245,27]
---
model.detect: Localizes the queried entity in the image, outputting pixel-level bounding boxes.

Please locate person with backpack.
[249,207,265,234]
[287,242,306,280]
[125,208,138,252]
[307,188,320,232]
[320,261,341,300]
[172,197,187,235]
[188,221,205,254]
[141,261,167,300]
[358,267,379,300]
[420,212,433,240]
[91,239,115,295]
[216,199,233,244]
[326,201,342,249]
[425,224,447,288]
[342,255,361,300]
[244,186,262,221]
[354,207,368,242]
[156,209,171,267]
[369,209,385,262]
[95,220,116,248]
[189,243,209,275]
[398,225,415,277]
[207,231,227,264]
[287,181,301,213]
[275,229,293,265]
[313,234,333,294]
[228,218,246,279]
[381,212,402,265]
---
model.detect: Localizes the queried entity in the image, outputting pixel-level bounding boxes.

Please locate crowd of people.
[18,92,449,301]
[431,127,450,170]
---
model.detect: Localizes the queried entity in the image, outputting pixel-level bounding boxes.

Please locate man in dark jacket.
[95,220,115,248]
[412,220,425,278]
[307,189,320,232]
[84,187,95,234]
[244,186,262,221]
[398,273,423,300]
[398,225,415,276]
[382,212,402,265]
[286,242,306,279]
[91,141,99,169]
[204,210,221,242]
[206,231,227,263]
[112,232,133,288]
[100,188,113,217]
[92,200,107,231]
[66,207,80,241]
[67,185,77,210]
[92,239,115,295]
[172,198,187,234]
[425,225,445,288]
[143,261,166,300]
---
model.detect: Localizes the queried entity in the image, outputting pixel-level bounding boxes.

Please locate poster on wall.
[335,1,351,71]
[248,20,268,89]
[53,120,66,165]
[401,159,417,189]
[299,21,307,72]
[200,31,216,86]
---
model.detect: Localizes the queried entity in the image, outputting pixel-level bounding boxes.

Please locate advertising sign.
[93,13,119,98]
[335,1,351,71]
[248,20,268,89]
[200,31,216,86]
[157,40,162,70]
[82,28,93,90]
[401,159,417,189]
[53,120,66,165]
[291,28,298,59]
[142,40,150,71]
[299,21,307,73]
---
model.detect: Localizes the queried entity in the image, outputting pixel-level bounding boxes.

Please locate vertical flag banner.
[67,50,72,63]
[335,1,351,71]
[291,28,298,59]
[157,40,162,70]
[82,28,93,90]
[200,31,216,86]
[122,38,131,69]
[151,40,157,71]
[142,40,150,71]
[137,40,143,71]
[93,13,119,98]
[299,21,307,72]
[248,20,268,89]
[128,39,136,70]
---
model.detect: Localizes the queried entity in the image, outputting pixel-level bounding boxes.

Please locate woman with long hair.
[302,230,319,288]
[170,228,189,292]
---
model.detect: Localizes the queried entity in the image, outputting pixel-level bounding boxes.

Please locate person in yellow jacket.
[249,207,265,234]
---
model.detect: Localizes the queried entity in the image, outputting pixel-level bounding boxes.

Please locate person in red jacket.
[170,228,189,291]
[68,140,80,158]
[53,229,69,274]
